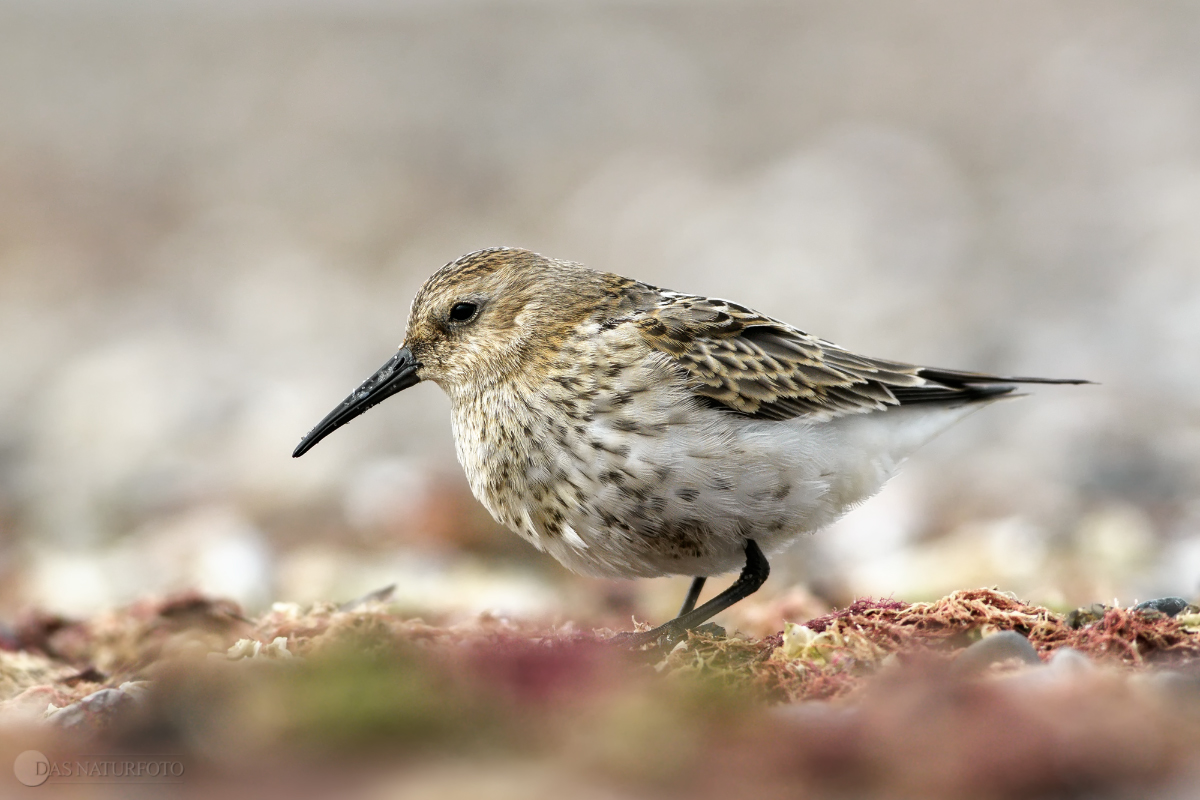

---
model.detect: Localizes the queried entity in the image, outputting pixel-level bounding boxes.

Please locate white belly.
[545,397,983,578]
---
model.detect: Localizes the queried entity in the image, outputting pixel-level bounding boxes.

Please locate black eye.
[449,302,478,323]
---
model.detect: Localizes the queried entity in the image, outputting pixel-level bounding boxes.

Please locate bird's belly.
[454,388,975,580]
[459,400,844,579]
[539,412,848,578]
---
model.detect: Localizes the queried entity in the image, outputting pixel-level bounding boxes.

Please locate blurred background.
[1,0,1198,629]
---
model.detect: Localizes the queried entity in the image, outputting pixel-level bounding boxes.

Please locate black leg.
[619,540,769,647]
[678,577,707,616]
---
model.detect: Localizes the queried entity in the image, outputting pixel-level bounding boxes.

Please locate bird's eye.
[449,302,478,323]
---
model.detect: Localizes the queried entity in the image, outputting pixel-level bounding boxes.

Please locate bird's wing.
[627,293,1083,421]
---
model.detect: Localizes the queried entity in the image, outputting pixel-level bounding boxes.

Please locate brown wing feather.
[627,293,1086,421]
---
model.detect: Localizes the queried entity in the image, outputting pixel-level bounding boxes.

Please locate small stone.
[1066,603,1108,629]
[1046,647,1094,677]
[952,631,1041,676]
[1131,597,1191,617]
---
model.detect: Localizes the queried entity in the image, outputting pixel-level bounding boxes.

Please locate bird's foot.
[606,621,726,650]
[693,621,726,638]
[606,624,684,650]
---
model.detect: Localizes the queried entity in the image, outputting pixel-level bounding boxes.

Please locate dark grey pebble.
[1132,597,1191,617]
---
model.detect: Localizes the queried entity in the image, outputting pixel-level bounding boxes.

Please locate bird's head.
[402,247,604,393]
[292,247,604,457]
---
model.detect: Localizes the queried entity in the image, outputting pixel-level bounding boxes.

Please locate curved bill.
[292,347,421,458]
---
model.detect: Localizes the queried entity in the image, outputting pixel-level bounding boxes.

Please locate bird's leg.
[616,540,769,648]
[678,576,707,616]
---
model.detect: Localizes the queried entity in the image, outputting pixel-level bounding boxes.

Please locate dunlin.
[294,248,1085,644]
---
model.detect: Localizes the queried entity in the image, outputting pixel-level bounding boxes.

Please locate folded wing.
[629,294,1087,422]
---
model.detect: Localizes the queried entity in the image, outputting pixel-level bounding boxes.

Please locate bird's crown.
[402,247,619,393]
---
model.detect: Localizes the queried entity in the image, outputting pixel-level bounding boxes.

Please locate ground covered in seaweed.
[3,588,1200,799]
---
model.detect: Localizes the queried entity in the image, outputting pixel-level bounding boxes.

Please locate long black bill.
[292,347,421,458]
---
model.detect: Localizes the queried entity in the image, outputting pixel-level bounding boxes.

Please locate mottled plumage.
[294,247,1086,642]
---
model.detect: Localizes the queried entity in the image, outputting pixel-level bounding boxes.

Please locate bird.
[292,247,1086,646]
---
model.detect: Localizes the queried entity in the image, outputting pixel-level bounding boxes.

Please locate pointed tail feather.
[887,367,1091,408]
[916,367,1093,387]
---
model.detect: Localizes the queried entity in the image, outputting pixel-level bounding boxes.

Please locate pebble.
[952,631,1041,676]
